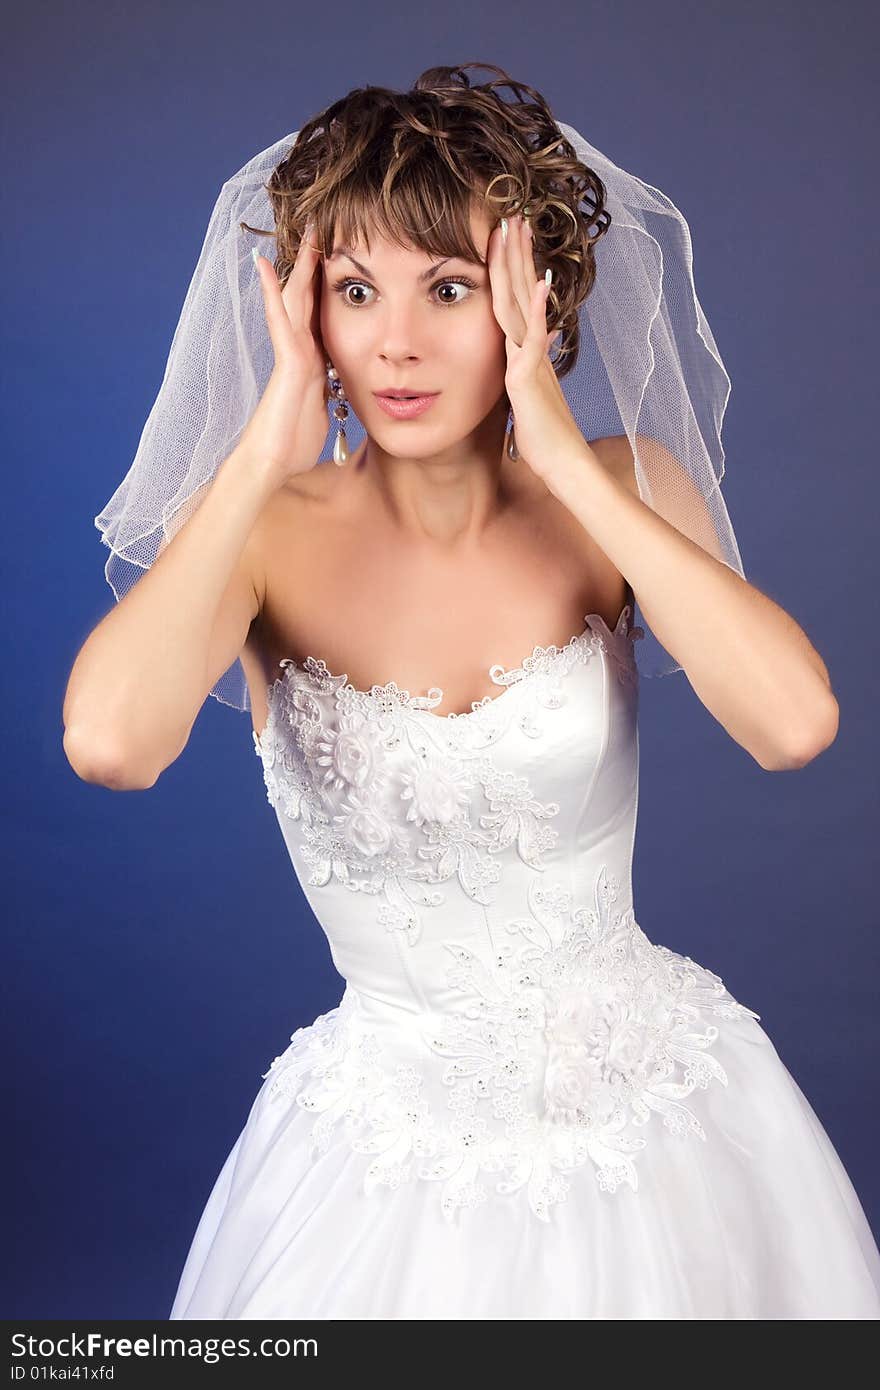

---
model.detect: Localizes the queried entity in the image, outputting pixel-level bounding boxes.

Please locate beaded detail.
[260,866,760,1223]
[252,607,643,940]
[261,603,644,726]
[248,603,759,1221]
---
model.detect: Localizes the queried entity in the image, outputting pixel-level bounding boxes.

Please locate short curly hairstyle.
[240,61,611,382]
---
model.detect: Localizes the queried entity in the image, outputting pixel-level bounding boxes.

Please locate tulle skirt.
[169,1014,880,1319]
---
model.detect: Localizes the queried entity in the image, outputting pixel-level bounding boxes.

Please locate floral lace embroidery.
[261,866,760,1223]
[252,607,642,941]
[249,603,752,1222]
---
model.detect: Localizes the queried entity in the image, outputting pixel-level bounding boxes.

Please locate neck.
[356,397,520,546]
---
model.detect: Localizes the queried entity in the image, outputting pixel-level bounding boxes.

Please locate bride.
[63,63,879,1318]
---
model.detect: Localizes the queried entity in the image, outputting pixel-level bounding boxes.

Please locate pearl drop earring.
[326,361,349,465]
[505,407,519,461]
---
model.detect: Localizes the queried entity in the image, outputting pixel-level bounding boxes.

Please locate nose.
[372,298,438,361]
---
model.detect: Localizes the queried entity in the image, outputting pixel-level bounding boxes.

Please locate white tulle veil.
[94,100,744,712]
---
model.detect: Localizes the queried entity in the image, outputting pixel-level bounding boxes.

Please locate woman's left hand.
[489,212,590,482]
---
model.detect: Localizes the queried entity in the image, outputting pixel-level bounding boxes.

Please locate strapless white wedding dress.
[169,605,880,1319]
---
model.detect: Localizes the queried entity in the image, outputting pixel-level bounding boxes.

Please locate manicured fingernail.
[251,248,260,269]
[544,268,553,287]
[501,217,508,243]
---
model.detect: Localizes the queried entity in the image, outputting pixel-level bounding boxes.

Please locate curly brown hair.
[241,61,611,381]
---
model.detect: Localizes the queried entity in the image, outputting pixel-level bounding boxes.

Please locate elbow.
[757,693,840,772]
[62,724,160,791]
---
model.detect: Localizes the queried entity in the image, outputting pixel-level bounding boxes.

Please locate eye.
[330,275,479,308]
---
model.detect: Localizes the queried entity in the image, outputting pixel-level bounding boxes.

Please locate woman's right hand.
[240,225,332,484]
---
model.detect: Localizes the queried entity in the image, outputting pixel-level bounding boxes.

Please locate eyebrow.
[327,247,480,282]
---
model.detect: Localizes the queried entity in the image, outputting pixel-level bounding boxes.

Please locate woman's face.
[319,205,508,456]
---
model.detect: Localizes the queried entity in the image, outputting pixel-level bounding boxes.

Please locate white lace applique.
[252,609,641,940]
[261,865,760,1223]
[587,605,645,688]
[497,603,644,699]
[493,605,644,736]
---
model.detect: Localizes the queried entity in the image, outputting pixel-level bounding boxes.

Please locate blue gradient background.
[3,1,877,1318]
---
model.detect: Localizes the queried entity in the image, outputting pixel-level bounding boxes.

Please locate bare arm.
[546,434,838,772]
[64,228,340,789]
[63,445,280,790]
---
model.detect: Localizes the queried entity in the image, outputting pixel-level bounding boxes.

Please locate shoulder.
[258,457,350,531]
[273,459,340,504]
[274,444,372,513]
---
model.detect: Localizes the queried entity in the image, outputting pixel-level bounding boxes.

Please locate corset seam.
[626,719,641,910]
[570,643,612,912]
[389,908,433,1015]
[251,607,765,1225]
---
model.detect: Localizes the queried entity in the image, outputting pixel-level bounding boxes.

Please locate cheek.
[319,301,505,385]
[319,298,341,355]
[320,299,375,374]
[454,315,506,390]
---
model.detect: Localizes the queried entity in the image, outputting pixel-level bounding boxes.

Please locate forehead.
[327,203,493,261]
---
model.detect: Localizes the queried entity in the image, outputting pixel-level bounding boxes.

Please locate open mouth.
[373,392,441,418]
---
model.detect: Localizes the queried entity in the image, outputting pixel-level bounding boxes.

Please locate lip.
[373,392,440,419]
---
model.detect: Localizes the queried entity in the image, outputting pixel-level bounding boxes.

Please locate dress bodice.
[251,604,760,1223]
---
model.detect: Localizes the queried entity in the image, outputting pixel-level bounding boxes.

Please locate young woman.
[65,63,880,1318]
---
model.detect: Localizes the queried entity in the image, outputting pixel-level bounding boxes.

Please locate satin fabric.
[169,606,880,1319]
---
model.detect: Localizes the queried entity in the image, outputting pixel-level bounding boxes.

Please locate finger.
[252,251,297,352]
[280,228,321,329]
[505,275,547,378]
[542,326,568,403]
[522,221,557,362]
[488,220,525,345]
[519,217,550,350]
[506,214,533,327]
[527,275,553,359]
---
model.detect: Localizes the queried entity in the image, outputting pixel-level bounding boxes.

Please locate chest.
[243,479,628,733]
[252,604,643,935]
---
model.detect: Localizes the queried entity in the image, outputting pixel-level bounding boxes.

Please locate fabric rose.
[605,1018,654,1081]
[543,1046,602,1123]
[337,805,394,857]
[324,730,376,789]
[400,756,471,826]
